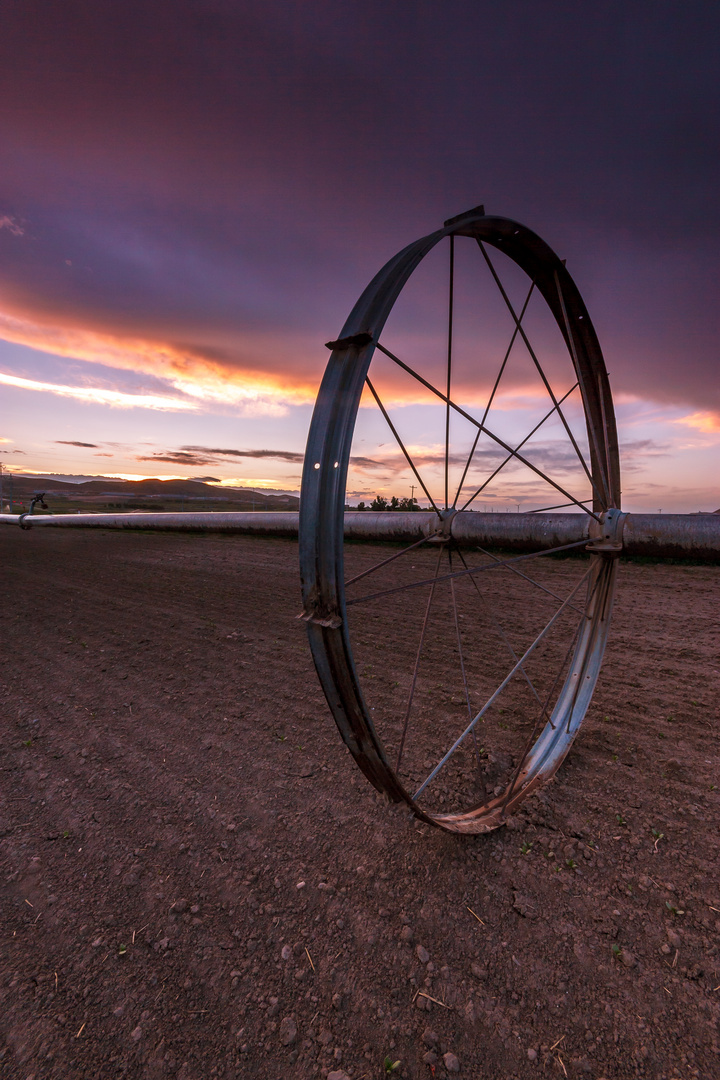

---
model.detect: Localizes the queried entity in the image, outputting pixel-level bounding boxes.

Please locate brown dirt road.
[1,528,719,1079]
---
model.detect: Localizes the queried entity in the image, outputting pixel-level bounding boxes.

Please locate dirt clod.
[279,1016,297,1046]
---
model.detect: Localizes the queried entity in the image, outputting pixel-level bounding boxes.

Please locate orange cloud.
[0,309,319,413]
[0,371,198,410]
[0,307,582,416]
[675,410,720,434]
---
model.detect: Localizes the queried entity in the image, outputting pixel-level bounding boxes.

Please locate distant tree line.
[355,496,420,511]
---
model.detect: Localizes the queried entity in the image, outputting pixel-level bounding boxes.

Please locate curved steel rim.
[299,208,621,832]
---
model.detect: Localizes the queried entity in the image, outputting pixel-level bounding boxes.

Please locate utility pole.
[410,484,416,504]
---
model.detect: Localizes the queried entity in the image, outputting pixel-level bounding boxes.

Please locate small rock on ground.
[279,1016,297,1046]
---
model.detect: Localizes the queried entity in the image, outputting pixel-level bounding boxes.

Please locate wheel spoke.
[478,241,606,509]
[458,381,580,512]
[554,270,611,507]
[374,340,597,520]
[395,545,445,771]
[452,279,536,508]
[448,549,482,772]
[344,533,435,588]
[445,235,455,510]
[412,566,593,801]
[346,538,590,608]
[498,611,585,816]
[499,565,605,817]
[365,375,441,516]
[454,546,545,709]
[464,543,587,619]
[528,500,591,513]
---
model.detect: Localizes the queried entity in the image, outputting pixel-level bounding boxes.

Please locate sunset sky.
[1,1,718,511]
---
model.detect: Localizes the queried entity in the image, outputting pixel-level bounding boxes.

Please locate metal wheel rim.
[299,208,622,833]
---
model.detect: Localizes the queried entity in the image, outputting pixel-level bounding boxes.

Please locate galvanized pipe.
[0,510,301,537]
[1,509,718,559]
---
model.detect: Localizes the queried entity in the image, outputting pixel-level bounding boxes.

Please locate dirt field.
[1,527,719,1080]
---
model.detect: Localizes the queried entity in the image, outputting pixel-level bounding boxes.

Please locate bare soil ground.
[1,528,719,1080]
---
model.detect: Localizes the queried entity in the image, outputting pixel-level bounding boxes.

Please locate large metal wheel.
[299,207,622,833]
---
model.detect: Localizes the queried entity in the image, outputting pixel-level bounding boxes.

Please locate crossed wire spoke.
[456,381,583,512]
[349,531,591,812]
[452,278,536,508]
[448,562,583,802]
[444,234,454,511]
[374,552,591,808]
[345,539,591,608]
[461,543,588,619]
[345,232,606,816]
[395,544,446,772]
[554,270,612,508]
[412,564,593,802]
[344,533,435,589]
[369,346,598,521]
[453,545,546,710]
[370,235,599,520]
[476,240,605,511]
[448,548,483,774]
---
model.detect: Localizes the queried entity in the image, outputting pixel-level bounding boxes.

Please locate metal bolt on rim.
[299,207,622,833]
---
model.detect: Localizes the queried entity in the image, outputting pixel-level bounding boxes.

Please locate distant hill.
[4,476,299,509]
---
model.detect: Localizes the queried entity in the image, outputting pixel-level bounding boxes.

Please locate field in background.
[1,475,299,515]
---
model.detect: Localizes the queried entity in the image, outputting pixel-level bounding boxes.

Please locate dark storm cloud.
[56,440,99,448]
[137,451,214,466]
[181,445,305,463]
[140,445,308,467]
[348,455,386,470]
[0,1,718,413]
[180,445,400,469]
